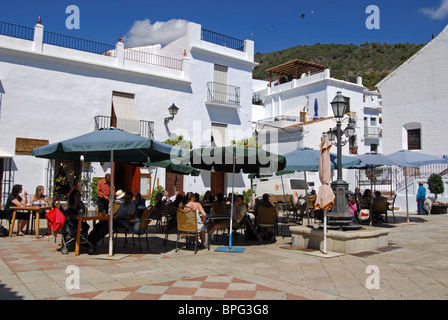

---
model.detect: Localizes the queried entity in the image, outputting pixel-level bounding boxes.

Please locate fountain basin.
[290,225,390,254]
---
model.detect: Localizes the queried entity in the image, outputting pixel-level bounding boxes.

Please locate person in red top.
[97,173,116,215]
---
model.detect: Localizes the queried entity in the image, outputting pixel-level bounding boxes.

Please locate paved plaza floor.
[1,211,448,302]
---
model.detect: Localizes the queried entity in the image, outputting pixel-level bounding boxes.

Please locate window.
[111,92,140,134]
[344,96,350,114]
[370,117,377,126]
[300,112,307,123]
[211,123,228,147]
[407,129,421,150]
[370,144,378,153]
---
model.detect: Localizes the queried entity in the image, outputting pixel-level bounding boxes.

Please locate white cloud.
[421,0,448,20]
[123,19,188,47]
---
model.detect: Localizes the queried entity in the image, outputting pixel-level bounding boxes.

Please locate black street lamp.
[328,92,361,230]
[164,103,179,125]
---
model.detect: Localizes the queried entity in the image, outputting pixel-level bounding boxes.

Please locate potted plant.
[427,174,447,214]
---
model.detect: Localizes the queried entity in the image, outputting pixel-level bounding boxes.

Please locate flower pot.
[431,205,448,214]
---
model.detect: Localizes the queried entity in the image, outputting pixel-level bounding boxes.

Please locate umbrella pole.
[215,154,244,253]
[109,150,114,256]
[323,210,327,254]
[151,167,158,202]
[228,156,235,250]
[405,168,409,223]
[304,171,310,224]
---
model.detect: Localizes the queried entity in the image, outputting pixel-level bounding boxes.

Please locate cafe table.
[205,213,262,249]
[9,205,52,238]
[71,212,110,256]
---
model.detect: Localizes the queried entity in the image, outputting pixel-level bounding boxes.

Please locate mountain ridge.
[253,42,426,90]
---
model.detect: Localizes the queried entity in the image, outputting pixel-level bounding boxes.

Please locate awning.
[112,93,140,135]
[0,149,13,158]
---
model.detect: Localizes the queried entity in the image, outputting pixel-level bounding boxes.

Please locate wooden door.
[114,163,140,195]
[165,169,184,197]
[211,172,225,197]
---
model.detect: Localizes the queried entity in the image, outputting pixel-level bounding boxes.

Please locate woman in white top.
[182,192,207,246]
[29,185,49,206]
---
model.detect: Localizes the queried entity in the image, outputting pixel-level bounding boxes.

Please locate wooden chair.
[163,202,178,247]
[284,197,297,224]
[256,205,277,241]
[176,207,200,254]
[297,202,307,225]
[232,204,248,240]
[113,208,152,253]
[387,194,397,222]
[130,208,152,253]
[211,201,229,215]
[372,197,388,224]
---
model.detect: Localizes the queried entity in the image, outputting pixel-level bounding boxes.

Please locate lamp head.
[331,91,347,119]
[168,103,179,117]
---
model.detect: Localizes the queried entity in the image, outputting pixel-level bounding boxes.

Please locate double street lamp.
[328,92,360,229]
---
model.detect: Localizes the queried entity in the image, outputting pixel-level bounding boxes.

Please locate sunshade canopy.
[248,147,360,178]
[146,159,200,176]
[189,146,286,174]
[387,150,447,167]
[32,128,185,163]
[350,152,412,168]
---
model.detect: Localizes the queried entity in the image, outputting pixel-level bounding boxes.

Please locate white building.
[252,59,383,190]
[0,18,257,205]
[377,24,448,210]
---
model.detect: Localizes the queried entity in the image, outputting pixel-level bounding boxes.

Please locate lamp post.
[328,92,360,230]
[164,103,179,125]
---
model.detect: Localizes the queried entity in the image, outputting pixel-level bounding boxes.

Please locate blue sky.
[2,0,448,53]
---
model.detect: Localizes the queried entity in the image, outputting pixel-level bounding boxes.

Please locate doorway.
[211,172,225,197]
[165,169,184,197]
[114,163,140,195]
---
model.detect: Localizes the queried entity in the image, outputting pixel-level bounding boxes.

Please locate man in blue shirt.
[416,182,429,215]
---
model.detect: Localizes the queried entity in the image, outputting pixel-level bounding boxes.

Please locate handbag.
[359,209,370,221]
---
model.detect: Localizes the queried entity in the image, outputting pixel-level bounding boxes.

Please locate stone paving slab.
[0,211,448,301]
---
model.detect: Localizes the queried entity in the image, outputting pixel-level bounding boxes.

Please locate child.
[348,196,357,221]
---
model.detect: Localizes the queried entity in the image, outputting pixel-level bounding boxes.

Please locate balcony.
[364,126,382,139]
[94,116,154,139]
[207,82,240,106]
[201,29,245,52]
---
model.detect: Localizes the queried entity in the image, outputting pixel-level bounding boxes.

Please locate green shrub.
[428,174,445,200]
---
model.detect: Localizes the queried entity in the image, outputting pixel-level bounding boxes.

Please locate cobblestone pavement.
[1,211,448,301]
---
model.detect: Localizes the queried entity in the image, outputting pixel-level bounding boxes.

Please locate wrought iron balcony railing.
[124,49,183,70]
[0,21,34,40]
[94,116,154,139]
[207,82,240,106]
[201,29,245,52]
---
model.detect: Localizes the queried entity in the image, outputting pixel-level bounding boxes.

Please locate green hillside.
[253,42,425,90]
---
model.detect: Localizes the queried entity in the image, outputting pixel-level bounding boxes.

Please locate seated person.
[133,192,146,208]
[255,193,278,240]
[211,193,229,215]
[30,185,49,206]
[88,191,136,246]
[4,184,29,236]
[115,191,137,230]
[372,191,388,222]
[209,195,246,235]
[348,195,357,222]
[65,189,89,237]
[359,189,372,210]
[133,192,146,218]
[151,192,164,220]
